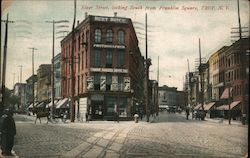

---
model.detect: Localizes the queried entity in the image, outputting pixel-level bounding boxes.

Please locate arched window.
[117,30,125,44]
[94,29,101,43]
[106,29,113,43]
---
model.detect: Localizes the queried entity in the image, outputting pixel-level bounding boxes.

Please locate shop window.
[117,30,125,44]
[95,29,101,43]
[106,29,113,43]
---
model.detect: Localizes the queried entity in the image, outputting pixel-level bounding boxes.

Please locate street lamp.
[45,20,69,119]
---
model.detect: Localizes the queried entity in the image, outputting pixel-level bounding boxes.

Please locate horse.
[32,108,50,124]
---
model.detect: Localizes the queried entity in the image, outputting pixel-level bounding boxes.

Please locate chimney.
[114,12,117,17]
[85,12,88,18]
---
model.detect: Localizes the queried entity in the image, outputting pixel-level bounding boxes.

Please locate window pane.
[106,51,112,67]
[94,50,100,67]
[117,51,125,67]
[106,29,113,43]
[118,31,124,44]
[95,29,101,43]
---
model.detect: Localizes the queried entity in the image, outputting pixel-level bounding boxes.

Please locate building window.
[106,73,112,91]
[106,51,113,67]
[95,29,101,43]
[94,73,100,90]
[78,35,81,51]
[106,29,113,43]
[94,50,101,67]
[117,30,125,44]
[117,51,125,67]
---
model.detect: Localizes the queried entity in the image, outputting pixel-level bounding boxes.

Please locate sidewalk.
[205,117,248,127]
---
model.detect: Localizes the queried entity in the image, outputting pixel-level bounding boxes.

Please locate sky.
[1,0,249,91]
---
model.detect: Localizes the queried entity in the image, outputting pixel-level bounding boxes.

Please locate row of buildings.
[184,38,249,122]
[13,14,164,121]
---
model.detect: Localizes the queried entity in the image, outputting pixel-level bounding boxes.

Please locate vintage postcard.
[1,0,249,157]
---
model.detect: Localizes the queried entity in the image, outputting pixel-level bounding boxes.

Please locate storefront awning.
[204,102,215,111]
[194,104,202,110]
[56,98,69,109]
[217,105,228,110]
[230,101,241,109]
[220,88,232,99]
[28,103,38,109]
[216,101,241,110]
[36,102,45,108]
[46,100,59,108]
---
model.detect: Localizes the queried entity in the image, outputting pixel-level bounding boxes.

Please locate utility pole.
[45,20,68,119]
[1,14,14,113]
[18,65,23,83]
[28,47,37,109]
[198,38,205,120]
[187,59,192,107]
[70,0,77,122]
[145,13,149,122]
[237,0,242,39]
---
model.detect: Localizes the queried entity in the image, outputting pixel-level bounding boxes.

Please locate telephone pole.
[28,47,37,109]
[45,20,69,119]
[70,0,77,122]
[1,14,14,113]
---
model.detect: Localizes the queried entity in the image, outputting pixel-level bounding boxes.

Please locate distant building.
[158,85,187,109]
[208,50,220,100]
[13,83,27,110]
[37,64,51,102]
[149,80,158,115]
[26,74,38,105]
[61,14,144,120]
[53,53,61,99]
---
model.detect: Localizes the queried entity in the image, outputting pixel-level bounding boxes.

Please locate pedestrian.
[186,107,190,120]
[113,104,119,123]
[0,109,16,156]
[85,112,89,122]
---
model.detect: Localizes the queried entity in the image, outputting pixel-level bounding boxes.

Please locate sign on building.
[111,76,118,91]
[124,77,130,92]
[100,75,106,91]
[86,76,94,90]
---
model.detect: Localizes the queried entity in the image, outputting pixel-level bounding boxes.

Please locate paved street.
[6,112,248,158]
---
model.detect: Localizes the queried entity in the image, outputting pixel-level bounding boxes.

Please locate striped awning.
[204,102,215,111]
[216,101,241,110]
[194,104,202,110]
[56,98,69,109]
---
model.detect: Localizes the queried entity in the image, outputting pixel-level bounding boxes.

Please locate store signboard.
[93,44,125,49]
[90,67,128,73]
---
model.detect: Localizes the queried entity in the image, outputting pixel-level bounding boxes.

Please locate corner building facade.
[61,15,144,120]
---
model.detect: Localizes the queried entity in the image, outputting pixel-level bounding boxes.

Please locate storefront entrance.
[91,101,104,120]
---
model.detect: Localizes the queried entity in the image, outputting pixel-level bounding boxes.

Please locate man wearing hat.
[0,109,16,156]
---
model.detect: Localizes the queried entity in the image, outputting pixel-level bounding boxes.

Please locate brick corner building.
[61,15,144,120]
